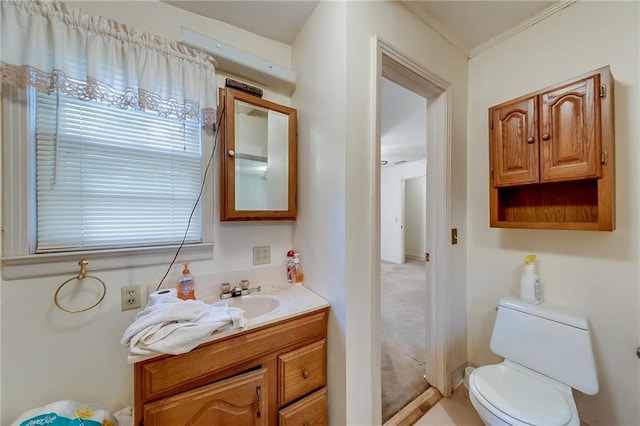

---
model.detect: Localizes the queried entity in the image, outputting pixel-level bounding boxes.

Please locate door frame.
[400,178,406,264]
[372,36,453,397]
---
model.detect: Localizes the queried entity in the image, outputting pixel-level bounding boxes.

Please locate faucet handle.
[220,282,231,294]
[240,279,250,290]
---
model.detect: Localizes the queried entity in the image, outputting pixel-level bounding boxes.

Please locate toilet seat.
[469,362,576,426]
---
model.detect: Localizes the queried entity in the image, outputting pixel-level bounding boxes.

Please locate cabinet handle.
[228,149,235,157]
[302,369,310,379]
[526,136,534,143]
[542,133,550,140]
[256,386,262,419]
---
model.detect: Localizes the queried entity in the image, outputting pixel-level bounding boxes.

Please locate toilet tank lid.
[499,297,589,330]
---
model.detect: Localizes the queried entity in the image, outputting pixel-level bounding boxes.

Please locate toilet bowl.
[468,361,578,426]
[468,297,598,426]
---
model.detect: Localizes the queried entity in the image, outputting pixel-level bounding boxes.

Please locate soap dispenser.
[177,262,196,300]
[292,253,304,286]
[520,254,543,304]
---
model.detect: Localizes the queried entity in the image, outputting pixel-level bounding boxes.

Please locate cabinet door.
[143,368,268,426]
[490,96,539,186]
[540,74,601,182]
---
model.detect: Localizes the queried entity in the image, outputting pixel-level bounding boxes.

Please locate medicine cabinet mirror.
[219,87,297,221]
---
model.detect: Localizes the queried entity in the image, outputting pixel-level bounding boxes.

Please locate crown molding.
[402,1,471,58]
[469,0,577,58]
[403,0,577,60]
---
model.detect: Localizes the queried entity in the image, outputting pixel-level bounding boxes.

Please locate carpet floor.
[381,259,429,422]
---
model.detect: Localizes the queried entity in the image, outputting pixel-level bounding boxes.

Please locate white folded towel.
[121,295,247,356]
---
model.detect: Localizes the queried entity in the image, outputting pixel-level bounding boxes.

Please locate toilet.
[468,296,598,426]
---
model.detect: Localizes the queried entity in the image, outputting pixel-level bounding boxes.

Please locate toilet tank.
[490,296,598,395]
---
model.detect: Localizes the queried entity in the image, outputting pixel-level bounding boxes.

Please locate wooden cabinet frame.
[489,66,615,231]
[133,308,328,426]
[219,87,298,221]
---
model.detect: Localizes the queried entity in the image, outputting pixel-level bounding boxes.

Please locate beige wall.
[467,1,640,424]
[292,2,348,424]
[344,2,469,422]
[0,2,295,423]
[291,1,469,424]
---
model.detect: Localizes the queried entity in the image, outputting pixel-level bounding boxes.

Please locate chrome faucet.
[220,280,260,299]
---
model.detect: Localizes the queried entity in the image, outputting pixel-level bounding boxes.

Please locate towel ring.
[54,259,106,313]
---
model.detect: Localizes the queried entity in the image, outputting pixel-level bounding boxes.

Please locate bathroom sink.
[206,294,281,319]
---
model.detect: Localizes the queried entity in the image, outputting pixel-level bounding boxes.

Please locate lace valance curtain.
[0,0,218,128]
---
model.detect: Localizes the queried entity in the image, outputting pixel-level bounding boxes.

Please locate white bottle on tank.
[520,254,543,304]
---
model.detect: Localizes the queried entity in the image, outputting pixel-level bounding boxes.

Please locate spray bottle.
[286,250,295,283]
[520,254,543,304]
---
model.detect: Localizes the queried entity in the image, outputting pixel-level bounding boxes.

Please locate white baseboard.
[452,363,466,389]
[405,254,424,261]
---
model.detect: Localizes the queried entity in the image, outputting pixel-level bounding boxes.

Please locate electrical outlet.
[121,284,141,311]
[252,246,271,265]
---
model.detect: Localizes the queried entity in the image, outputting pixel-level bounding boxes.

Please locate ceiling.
[164,0,563,167]
[163,1,320,45]
[166,1,559,52]
[381,78,427,167]
[405,1,555,54]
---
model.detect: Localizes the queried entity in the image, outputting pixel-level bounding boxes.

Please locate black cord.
[155,104,225,292]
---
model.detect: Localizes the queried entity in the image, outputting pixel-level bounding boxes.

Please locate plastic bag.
[11,400,118,426]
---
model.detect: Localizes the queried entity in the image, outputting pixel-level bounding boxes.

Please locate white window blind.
[35,90,203,253]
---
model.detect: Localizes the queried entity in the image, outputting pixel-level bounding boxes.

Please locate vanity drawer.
[278,339,326,406]
[279,387,327,426]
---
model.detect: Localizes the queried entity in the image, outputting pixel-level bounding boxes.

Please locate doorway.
[380,78,428,420]
[374,37,453,422]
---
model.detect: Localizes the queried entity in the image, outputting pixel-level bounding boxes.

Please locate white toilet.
[468,296,598,426]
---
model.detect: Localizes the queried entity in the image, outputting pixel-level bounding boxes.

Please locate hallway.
[381,259,429,421]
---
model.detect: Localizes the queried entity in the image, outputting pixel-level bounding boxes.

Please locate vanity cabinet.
[133,308,328,426]
[489,66,615,230]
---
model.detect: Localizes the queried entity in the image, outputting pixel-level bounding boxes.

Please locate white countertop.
[126,284,329,364]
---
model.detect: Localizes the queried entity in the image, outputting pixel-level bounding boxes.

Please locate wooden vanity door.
[490,96,539,187]
[143,368,268,426]
[539,74,601,183]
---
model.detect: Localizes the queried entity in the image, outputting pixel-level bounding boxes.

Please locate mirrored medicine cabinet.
[219,87,297,221]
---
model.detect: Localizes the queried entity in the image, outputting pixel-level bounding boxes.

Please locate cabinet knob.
[228,150,235,157]
[526,136,534,144]
[542,133,550,140]
[302,369,310,379]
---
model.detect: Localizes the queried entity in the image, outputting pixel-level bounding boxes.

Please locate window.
[1,86,214,280]
[1,1,218,279]
[35,90,203,253]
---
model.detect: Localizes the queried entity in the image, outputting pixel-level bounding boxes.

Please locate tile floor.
[414,385,484,426]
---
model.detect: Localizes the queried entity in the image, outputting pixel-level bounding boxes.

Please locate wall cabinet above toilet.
[488,66,615,231]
